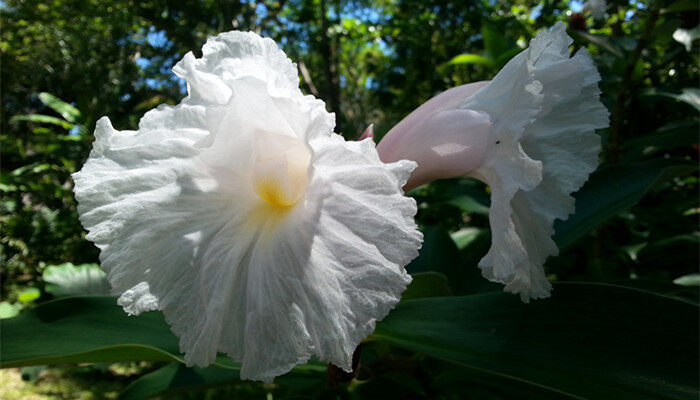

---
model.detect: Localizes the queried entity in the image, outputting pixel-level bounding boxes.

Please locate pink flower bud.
[359,123,374,140]
[377,82,490,191]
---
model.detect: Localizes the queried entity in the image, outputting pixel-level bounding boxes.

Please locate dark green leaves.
[554,159,699,249]
[374,283,699,400]
[401,272,452,301]
[3,284,697,399]
[119,363,241,400]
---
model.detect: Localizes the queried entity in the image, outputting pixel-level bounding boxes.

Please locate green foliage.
[42,263,110,297]
[553,158,699,249]
[1,0,698,398]
[3,285,698,399]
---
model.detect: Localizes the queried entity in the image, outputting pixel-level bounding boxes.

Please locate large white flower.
[377,22,609,301]
[73,31,422,382]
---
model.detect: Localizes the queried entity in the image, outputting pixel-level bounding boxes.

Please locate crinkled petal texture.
[72,31,421,382]
[463,22,609,301]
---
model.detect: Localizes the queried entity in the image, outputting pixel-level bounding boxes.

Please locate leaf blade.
[373,283,699,400]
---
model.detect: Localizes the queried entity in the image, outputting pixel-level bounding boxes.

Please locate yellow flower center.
[252,132,310,209]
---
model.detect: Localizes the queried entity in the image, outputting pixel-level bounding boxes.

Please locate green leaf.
[554,159,699,249]
[663,0,700,14]
[450,227,483,250]
[407,225,500,296]
[431,367,578,399]
[350,372,426,399]
[42,263,110,297]
[481,21,512,62]
[414,178,491,215]
[372,283,699,400]
[119,359,325,400]
[402,272,452,301]
[17,288,40,303]
[447,53,493,67]
[0,296,183,367]
[623,120,699,161]
[38,92,82,123]
[10,114,74,129]
[119,363,241,400]
[494,47,522,68]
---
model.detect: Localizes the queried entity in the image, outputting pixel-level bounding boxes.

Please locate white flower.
[377,22,609,301]
[73,31,422,382]
[583,0,607,20]
[673,26,700,52]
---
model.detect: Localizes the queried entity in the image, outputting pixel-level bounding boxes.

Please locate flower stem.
[326,345,362,387]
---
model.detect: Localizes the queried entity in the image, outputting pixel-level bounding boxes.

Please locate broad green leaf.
[623,120,699,161]
[402,272,452,301]
[674,273,700,287]
[0,296,183,368]
[10,114,74,129]
[38,92,82,123]
[431,368,579,399]
[447,53,493,67]
[372,283,699,400]
[3,286,697,399]
[42,263,110,297]
[554,159,699,249]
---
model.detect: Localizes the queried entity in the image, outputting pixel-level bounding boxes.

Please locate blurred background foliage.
[1,0,698,398]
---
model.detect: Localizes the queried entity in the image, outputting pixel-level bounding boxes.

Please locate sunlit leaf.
[10,114,74,129]
[17,288,40,303]
[42,263,110,297]
[447,53,493,66]
[0,302,21,319]
[38,92,82,123]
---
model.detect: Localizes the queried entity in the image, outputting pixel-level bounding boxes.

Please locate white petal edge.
[465,22,609,301]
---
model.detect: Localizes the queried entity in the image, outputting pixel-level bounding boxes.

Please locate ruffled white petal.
[466,22,608,301]
[73,31,421,381]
